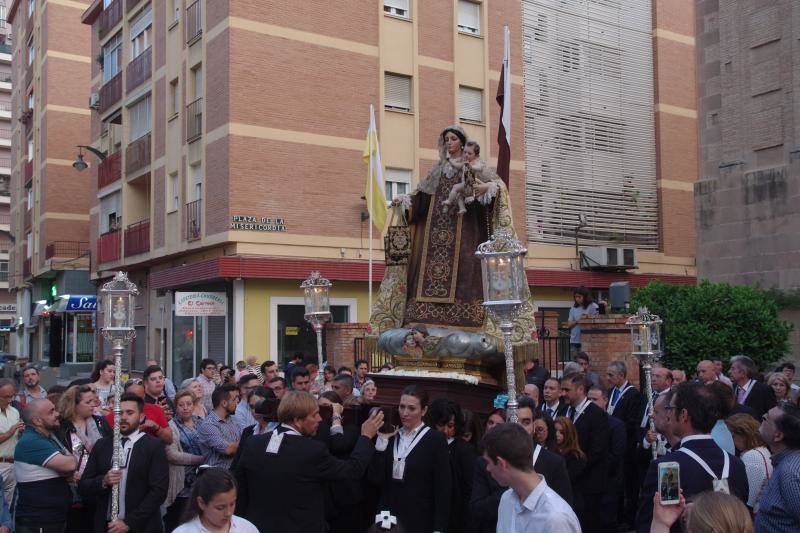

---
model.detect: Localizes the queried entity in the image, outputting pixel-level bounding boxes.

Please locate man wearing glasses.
[755,402,800,532]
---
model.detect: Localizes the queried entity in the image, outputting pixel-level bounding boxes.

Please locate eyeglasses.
[534,427,547,433]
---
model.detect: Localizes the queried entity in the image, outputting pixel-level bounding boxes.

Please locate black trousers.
[579,492,604,533]
[16,523,66,533]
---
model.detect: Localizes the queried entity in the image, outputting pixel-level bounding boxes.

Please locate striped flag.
[362,105,388,231]
[496,25,511,188]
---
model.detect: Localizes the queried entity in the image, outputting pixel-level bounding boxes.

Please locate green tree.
[631,280,792,373]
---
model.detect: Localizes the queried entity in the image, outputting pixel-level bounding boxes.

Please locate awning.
[27,301,49,328]
[49,295,97,314]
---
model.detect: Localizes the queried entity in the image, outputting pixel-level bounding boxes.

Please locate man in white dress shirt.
[483,422,580,533]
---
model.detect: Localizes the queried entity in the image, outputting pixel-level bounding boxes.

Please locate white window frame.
[168,172,179,212]
[102,32,123,83]
[384,0,410,18]
[458,0,481,35]
[384,73,412,112]
[26,139,33,162]
[26,188,32,208]
[25,233,32,258]
[191,65,203,100]
[169,78,179,116]
[128,94,152,141]
[99,192,121,234]
[459,86,484,123]
[28,0,34,17]
[26,40,34,66]
[26,92,33,111]
[384,168,411,203]
[189,162,201,201]
[130,7,152,60]
[172,0,181,23]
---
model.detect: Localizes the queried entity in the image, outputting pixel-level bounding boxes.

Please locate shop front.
[47,295,97,366]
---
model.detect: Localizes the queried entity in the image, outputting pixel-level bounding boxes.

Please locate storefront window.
[276,304,349,367]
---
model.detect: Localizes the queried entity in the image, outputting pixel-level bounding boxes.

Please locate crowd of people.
[0,349,795,533]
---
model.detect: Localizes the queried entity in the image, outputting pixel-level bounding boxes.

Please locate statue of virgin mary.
[369,125,536,359]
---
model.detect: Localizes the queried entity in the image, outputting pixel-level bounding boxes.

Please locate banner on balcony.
[175,292,227,317]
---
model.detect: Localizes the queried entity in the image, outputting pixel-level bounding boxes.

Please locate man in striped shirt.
[197,384,241,469]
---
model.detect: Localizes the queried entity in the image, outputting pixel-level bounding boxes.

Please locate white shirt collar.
[545,400,560,410]
[617,381,630,391]
[514,474,548,512]
[679,434,713,446]
[400,422,425,438]
[122,429,145,446]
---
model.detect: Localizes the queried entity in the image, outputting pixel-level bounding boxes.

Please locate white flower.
[380,368,479,385]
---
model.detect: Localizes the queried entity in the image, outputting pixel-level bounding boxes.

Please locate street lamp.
[72,145,107,171]
[100,271,138,521]
[476,228,528,423]
[626,307,663,459]
[301,271,332,390]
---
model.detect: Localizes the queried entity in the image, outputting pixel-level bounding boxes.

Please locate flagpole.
[368,105,374,319]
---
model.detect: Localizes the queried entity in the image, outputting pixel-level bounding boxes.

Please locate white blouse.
[172,515,259,533]
[740,446,773,512]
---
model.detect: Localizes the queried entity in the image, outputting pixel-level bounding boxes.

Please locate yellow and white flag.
[362,105,388,232]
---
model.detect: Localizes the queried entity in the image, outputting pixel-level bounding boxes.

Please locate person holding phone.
[368,385,452,533]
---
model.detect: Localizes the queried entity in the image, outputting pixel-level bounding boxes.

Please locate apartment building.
[0,6,12,353]
[7,0,95,366]
[82,0,697,381]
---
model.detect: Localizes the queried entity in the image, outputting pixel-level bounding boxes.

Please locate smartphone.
[379,406,396,433]
[318,404,333,425]
[658,462,681,505]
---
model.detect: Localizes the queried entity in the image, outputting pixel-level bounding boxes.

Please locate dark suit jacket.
[573,401,610,494]
[234,426,375,533]
[538,399,568,419]
[468,443,573,533]
[607,415,627,493]
[730,402,760,421]
[735,381,776,419]
[609,384,644,454]
[78,433,169,533]
[448,437,477,533]
[368,427,452,533]
[635,436,749,533]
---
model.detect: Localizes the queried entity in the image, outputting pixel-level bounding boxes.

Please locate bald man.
[522,384,540,407]
[696,360,717,384]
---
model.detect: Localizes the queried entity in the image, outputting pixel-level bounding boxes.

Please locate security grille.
[522,0,658,249]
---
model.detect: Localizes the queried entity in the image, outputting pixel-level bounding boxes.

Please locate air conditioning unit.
[581,246,638,270]
[88,92,100,109]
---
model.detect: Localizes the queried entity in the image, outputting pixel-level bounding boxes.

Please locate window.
[130,7,152,59]
[384,168,411,202]
[103,0,113,7]
[25,233,32,258]
[0,7,7,23]
[0,261,8,282]
[190,163,201,200]
[102,32,122,82]
[169,78,179,116]
[384,0,409,18]
[26,188,32,208]
[459,86,483,122]
[384,73,412,112]
[168,172,179,212]
[172,0,180,23]
[191,65,203,99]
[128,94,151,141]
[26,92,33,111]
[26,139,33,162]
[26,39,33,66]
[28,0,34,17]
[458,1,481,35]
[99,193,121,233]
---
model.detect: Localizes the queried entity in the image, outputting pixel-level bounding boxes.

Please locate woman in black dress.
[555,416,587,519]
[369,385,451,532]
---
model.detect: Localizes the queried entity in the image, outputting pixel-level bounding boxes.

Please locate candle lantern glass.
[301,271,332,322]
[101,271,138,340]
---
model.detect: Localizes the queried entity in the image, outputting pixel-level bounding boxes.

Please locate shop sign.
[175,292,227,317]
[66,296,97,312]
[0,304,15,313]
[285,326,300,336]
[230,215,287,233]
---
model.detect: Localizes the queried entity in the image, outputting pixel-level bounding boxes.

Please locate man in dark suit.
[79,393,169,533]
[234,391,383,533]
[635,382,749,533]
[468,396,573,533]
[606,360,645,526]
[729,354,776,419]
[588,386,627,532]
[538,377,568,419]
[562,372,610,533]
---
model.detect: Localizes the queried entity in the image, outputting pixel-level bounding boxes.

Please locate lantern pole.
[499,318,518,423]
[100,272,139,521]
[301,271,332,391]
[626,307,663,460]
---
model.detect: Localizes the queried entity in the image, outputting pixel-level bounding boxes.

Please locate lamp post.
[100,272,138,521]
[301,271,332,390]
[476,228,528,423]
[626,307,663,460]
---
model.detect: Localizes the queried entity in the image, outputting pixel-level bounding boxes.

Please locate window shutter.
[521,0,658,249]
[131,7,153,39]
[385,73,411,111]
[458,1,481,34]
[385,168,411,184]
[384,0,410,17]
[459,87,483,122]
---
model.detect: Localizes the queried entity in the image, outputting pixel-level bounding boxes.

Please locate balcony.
[125,133,151,175]
[186,0,202,44]
[185,199,201,241]
[22,258,31,279]
[186,97,202,142]
[99,0,122,37]
[25,13,34,41]
[126,47,151,92]
[124,219,150,256]
[45,241,89,260]
[0,214,9,225]
[126,0,143,13]
[97,230,121,264]
[98,151,121,189]
[24,208,32,230]
[24,160,33,181]
[24,65,33,90]
[0,157,10,174]
[99,72,122,115]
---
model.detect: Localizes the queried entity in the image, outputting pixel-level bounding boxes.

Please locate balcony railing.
[99,0,123,37]
[97,230,121,264]
[24,160,33,181]
[124,219,150,256]
[186,0,202,43]
[0,157,10,170]
[45,241,89,260]
[0,128,11,138]
[99,72,122,115]
[126,0,143,12]
[24,209,32,229]
[186,97,202,141]
[0,214,9,225]
[22,258,31,279]
[98,151,121,189]
[126,47,151,92]
[185,199,201,241]
[125,133,151,175]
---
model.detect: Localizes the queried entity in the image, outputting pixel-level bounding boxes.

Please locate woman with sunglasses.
[173,467,258,533]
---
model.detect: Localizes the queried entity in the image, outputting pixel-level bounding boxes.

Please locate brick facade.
[579,315,641,388]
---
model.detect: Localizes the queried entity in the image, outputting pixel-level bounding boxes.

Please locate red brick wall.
[579,315,641,388]
[325,322,369,371]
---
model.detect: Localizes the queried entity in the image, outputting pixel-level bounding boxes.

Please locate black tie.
[121,437,129,448]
